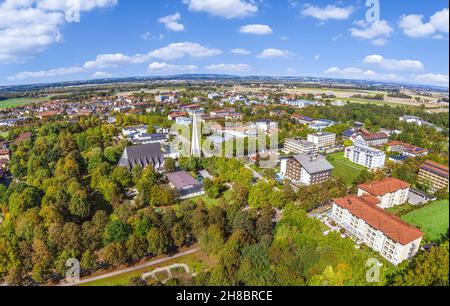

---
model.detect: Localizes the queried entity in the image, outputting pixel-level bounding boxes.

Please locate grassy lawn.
[80,251,215,286]
[0,131,8,139]
[0,97,50,108]
[327,152,366,186]
[194,189,234,207]
[401,200,449,242]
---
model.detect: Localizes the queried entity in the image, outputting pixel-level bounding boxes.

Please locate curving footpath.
[58,247,201,287]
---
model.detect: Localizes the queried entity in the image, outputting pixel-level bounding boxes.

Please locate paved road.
[245,164,269,183]
[58,247,201,286]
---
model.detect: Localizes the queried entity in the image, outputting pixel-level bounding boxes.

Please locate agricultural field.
[327,152,366,186]
[401,200,449,242]
[80,250,215,286]
[0,97,51,108]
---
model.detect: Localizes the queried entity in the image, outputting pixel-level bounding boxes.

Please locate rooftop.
[420,160,449,178]
[293,154,334,174]
[359,178,410,197]
[167,171,201,189]
[334,195,424,245]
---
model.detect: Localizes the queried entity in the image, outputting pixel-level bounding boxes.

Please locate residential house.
[167,171,205,199]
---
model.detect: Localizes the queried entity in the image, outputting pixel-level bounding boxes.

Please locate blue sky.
[0,0,448,86]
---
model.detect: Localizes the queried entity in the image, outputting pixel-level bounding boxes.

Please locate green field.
[80,251,214,286]
[0,97,51,108]
[194,189,234,207]
[402,200,449,242]
[327,152,366,186]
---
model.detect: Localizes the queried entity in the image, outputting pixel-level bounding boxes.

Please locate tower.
[191,112,202,157]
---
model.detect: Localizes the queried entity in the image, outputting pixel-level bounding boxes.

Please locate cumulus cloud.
[182,0,258,19]
[9,42,221,80]
[324,66,400,81]
[0,0,117,63]
[399,8,449,38]
[363,55,424,71]
[416,73,449,86]
[257,48,293,59]
[301,5,353,21]
[230,48,251,55]
[239,24,273,35]
[148,62,198,73]
[91,71,113,78]
[205,63,251,72]
[158,12,185,32]
[350,20,393,45]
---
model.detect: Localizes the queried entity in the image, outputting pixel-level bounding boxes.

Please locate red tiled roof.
[388,141,428,155]
[420,160,449,178]
[13,132,32,144]
[359,178,410,197]
[334,195,424,245]
[361,132,389,141]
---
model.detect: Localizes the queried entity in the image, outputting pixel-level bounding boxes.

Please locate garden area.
[401,200,449,242]
[327,152,366,186]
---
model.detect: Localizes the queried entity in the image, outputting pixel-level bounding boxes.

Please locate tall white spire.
[191,112,202,157]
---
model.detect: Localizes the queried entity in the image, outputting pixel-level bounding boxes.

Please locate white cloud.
[301,5,353,21]
[350,20,393,45]
[182,0,258,19]
[91,71,113,78]
[9,42,221,80]
[148,62,198,73]
[363,55,424,71]
[9,66,86,80]
[399,8,449,38]
[324,66,400,81]
[148,42,222,60]
[314,54,320,60]
[205,63,251,72]
[0,0,117,63]
[141,32,164,41]
[257,48,293,59]
[239,24,273,35]
[230,48,251,55]
[416,73,449,86]
[158,12,185,32]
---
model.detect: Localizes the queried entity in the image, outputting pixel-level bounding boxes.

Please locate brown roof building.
[418,160,449,192]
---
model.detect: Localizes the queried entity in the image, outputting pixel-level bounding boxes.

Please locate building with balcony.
[283,138,318,155]
[330,195,424,265]
[280,154,334,186]
[345,144,386,169]
[358,178,410,209]
[418,160,449,192]
[307,132,336,149]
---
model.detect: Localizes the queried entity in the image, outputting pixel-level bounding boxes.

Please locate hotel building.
[418,160,449,192]
[330,195,424,265]
[345,144,386,169]
[358,178,410,209]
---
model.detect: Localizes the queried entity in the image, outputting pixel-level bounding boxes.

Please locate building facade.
[418,160,449,192]
[353,132,389,147]
[345,144,386,169]
[307,132,336,148]
[358,178,410,209]
[330,195,424,265]
[283,138,318,155]
[281,154,334,186]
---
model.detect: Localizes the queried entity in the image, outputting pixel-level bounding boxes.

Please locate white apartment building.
[307,132,336,148]
[345,144,386,169]
[330,195,424,265]
[283,138,318,155]
[357,178,410,209]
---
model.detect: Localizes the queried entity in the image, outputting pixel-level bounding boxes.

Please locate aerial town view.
[0,0,448,295]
